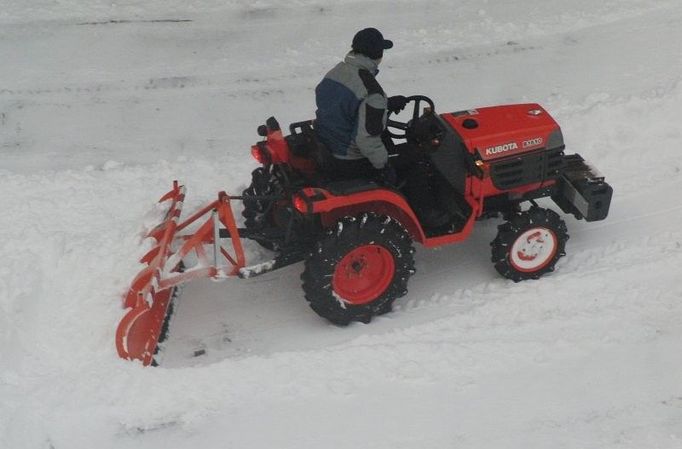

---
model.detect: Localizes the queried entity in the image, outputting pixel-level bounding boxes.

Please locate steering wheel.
[386,95,436,140]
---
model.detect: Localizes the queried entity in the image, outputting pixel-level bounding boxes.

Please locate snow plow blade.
[116,181,246,366]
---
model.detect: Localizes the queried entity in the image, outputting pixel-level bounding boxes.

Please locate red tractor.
[117,96,612,365]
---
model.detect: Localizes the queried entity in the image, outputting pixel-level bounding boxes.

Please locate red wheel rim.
[509,227,558,273]
[332,245,395,305]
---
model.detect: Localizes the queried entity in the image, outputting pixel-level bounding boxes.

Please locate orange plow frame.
[116,181,246,365]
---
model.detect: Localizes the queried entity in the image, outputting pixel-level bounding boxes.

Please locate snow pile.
[2,1,682,448]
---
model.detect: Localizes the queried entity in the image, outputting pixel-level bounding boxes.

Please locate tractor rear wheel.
[491,207,569,282]
[302,213,415,325]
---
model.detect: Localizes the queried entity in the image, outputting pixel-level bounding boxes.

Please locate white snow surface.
[2,1,682,448]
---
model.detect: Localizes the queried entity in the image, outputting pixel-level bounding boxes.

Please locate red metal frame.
[272,103,562,249]
[116,182,246,365]
[296,183,480,248]
[294,160,556,249]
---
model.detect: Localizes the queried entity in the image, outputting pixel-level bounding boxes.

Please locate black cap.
[351,28,393,60]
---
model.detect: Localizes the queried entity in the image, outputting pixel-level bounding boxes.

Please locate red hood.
[441,104,561,161]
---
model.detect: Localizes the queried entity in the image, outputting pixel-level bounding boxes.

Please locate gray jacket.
[315,52,389,169]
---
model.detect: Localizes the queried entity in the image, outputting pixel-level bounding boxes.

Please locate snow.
[2,1,682,448]
[238,259,276,279]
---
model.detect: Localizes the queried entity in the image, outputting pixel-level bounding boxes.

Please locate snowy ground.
[2,1,682,448]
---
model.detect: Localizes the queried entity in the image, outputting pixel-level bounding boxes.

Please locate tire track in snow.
[0,74,295,101]
[423,41,542,66]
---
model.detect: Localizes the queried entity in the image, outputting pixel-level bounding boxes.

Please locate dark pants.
[330,144,440,215]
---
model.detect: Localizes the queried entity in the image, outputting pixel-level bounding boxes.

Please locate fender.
[295,187,428,243]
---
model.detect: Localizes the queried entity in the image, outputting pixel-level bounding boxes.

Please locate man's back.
[315,57,365,158]
[315,52,388,170]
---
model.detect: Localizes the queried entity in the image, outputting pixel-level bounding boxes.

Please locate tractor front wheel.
[302,213,415,325]
[491,207,569,282]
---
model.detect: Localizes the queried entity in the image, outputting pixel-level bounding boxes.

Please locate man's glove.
[378,163,398,187]
[387,95,408,113]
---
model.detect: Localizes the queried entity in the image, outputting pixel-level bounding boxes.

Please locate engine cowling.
[441,104,564,161]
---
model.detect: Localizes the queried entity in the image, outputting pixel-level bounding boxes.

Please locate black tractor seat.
[285,120,399,196]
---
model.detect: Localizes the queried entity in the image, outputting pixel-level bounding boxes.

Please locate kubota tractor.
[117,96,613,365]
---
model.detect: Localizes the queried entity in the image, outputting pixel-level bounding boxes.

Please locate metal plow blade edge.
[115,181,246,366]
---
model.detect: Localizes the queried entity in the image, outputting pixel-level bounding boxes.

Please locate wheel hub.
[351,260,365,273]
[332,245,395,305]
[509,227,558,273]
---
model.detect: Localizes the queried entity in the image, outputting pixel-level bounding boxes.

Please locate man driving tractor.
[314,27,451,228]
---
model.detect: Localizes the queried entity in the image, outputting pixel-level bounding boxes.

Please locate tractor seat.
[286,120,337,171]
[285,120,391,195]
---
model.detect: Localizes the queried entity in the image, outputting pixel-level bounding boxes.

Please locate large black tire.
[301,213,415,325]
[491,207,569,282]
[241,167,283,251]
